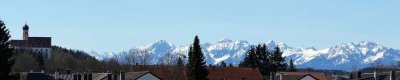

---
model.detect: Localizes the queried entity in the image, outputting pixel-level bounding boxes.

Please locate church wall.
[31,48,52,60]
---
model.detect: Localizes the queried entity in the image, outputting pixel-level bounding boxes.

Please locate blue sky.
[1,0,399,52]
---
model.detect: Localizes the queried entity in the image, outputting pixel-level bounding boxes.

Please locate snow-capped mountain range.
[88,38,400,71]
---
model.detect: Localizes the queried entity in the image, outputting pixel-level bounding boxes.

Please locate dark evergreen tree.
[257,44,272,76]
[229,63,233,67]
[270,46,287,79]
[220,61,226,67]
[240,44,274,76]
[239,46,257,68]
[0,20,15,80]
[177,57,184,67]
[288,58,296,72]
[186,36,209,80]
[273,46,287,71]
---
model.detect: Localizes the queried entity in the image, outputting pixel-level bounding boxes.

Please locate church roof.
[28,37,51,47]
[11,37,51,48]
[11,40,27,47]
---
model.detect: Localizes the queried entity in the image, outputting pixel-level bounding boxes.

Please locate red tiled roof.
[11,40,27,47]
[277,72,327,80]
[132,66,264,80]
[11,37,51,48]
[124,71,161,80]
[208,67,263,80]
[28,37,51,48]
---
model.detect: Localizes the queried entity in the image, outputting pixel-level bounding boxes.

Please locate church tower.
[23,23,29,40]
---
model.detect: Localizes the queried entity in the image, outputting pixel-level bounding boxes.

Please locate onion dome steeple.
[23,23,29,30]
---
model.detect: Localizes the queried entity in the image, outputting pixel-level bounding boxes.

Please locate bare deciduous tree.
[130,49,151,65]
[160,50,178,66]
[12,53,40,72]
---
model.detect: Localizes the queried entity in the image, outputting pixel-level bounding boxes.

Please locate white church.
[11,23,52,60]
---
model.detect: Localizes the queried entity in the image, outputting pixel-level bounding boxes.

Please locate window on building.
[219,78,225,80]
[240,78,247,80]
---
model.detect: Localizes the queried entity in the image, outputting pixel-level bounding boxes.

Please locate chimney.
[107,74,112,80]
[374,71,379,80]
[120,72,125,80]
[390,71,395,80]
[84,74,88,80]
[66,67,71,74]
[78,74,82,80]
[73,74,78,80]
[54,71,59,79]
[269,73,274,80]
[114,74,118,80]
[88,74,92,80]
[357,71,361,79]
[279,72,283,80]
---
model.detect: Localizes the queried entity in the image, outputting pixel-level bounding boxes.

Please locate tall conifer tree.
[270,46,287,79]
[186,36,208,80]
[288,58,296,72]
[259,44,272,76]
[177,57,184,67]
[239,46,256,68]
[0,20,15,80]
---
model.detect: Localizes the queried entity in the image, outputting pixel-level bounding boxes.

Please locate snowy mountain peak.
[266,40,276,44]
[217,38,234,43]
[139,39,175,50]
[89,39,400,71]
[154,39,169,45]
[277,42,291,49]
[265,40,277,50]
[306,47,317,51]
[358,41,379,47]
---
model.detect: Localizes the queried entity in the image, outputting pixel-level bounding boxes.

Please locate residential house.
[121,71,161,80]
[275,72,327,80]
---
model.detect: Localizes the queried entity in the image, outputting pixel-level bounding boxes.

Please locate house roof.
[92,73,111,80]
[124,71,160,80]
[49,74,73,80]
[207,67,263,80]
[136,66,186,80]
[22,72,112,80]
[277,72,326,80]
[25,73,54,80]
[275,74,318,80]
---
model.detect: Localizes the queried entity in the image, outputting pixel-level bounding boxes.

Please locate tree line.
[239,44,296,79]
